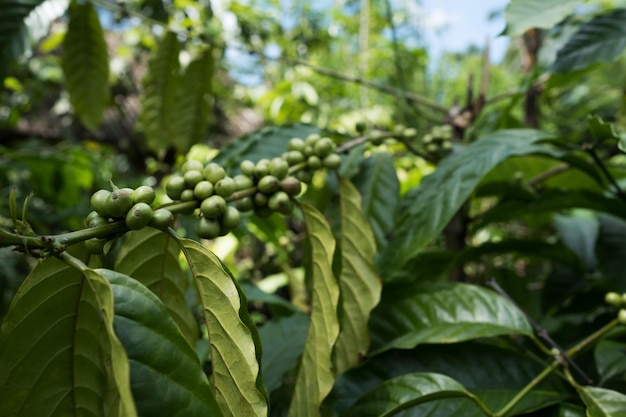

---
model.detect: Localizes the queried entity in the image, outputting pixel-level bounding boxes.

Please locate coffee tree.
[4,0,626,416]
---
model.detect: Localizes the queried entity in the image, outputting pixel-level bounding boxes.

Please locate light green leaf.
[339,372,483,417]
[0,255,136,417]
[379,129,560,274]
[98,269,223,417]
[289,203,340,417]
[368,282,533,354]
[351,153,399,251]
[115,228,199,347]
[333,177,382,374]
[578,386,626,417]
[173,47,214,152]
[62,1,110,130]
[504,0,583,36]
[178,238,268,417]
[553,9,626,73]
[259,313,309,393]
[139,31,181,155]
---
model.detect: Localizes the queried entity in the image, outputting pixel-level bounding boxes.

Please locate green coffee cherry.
[184,170,204,188]
[132,185,156,205]
[356,121,366,133]
[295,170,313,183]
[88,214,109,228]
[258,175,280,194]
[201,195,226,219]
[233,174,253,191]
[166,176,186,200]
[149,208,174,230]
[307,155,322,170]
[85,210,100,227]
[288,138,306,152]
[303,145,314,157]
[253,192,269,207]
[240,160,256,176]
[269,157,289,179]
[314,137,335,157]
[305,133,320,146]
[268,191,292,214]
[196,217,221,239]
[235,196,254,212]
[403,128,418,138]
[605,292,623,308]
[91,189,112,217]
[181,159,204,174]
[215,177,236,198]
[254,159,270,178]
[222,206,241,230]
[619,309,626,325]
[280,176,302,196]
[370,131,384,146]
[180,189,196,202]
[194,181,214,200]
[125,202,153,230]
[84,238,107,255]
[426,143,439,153]
[106,188,134,218]
[203,163,226,183]
[285,151,305,166]
[323,154,342,170]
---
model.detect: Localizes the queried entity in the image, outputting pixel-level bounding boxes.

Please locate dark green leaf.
[554,210,599,271]
[595,339,626,385]
[368,282,532,354]
[98,269,223,417]
[596,214,626,292]
[178,238,268,417]
[139,32,181,155]
[62,1,110,130]
[326,343,567,416]
[578,386,626,416]
[115,228,199,348]
[350,153,399,252]
[333,177,382,374]
[504,0,583,36]
[589,115,620,143]
[239,280,300,317]
[212,124,319,173]
[339,373,482,417]
[259,313,309,393]
[0,256,136,417]
[379,129,560,274]
[172,47,214,152]
[289,203,340,417]
[552,10,626,73]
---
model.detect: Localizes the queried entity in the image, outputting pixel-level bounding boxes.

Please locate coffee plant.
[5,0,626,416]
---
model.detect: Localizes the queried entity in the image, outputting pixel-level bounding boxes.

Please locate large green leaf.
[139,31,181,155]
[326,343,567,417]
[553,9,626,73]
[212,124,319,173]
[0,256,136,417]
[504,0,583,36]
[98,269,223,417]
[339,373,483,417]
[62,1,110,130]
[578,386,626,416]
[289,203,340,417]
[595,339,626,385]
[177,238,268,417]
[596,214,626,292]
[379,129,560,275]
[368,282,533,354]
[259,313,309,393]
[172,47,214,152]
[350,153,399,251]
[115,228,199,347]
[0,0,46,78]
[333,177,382,374]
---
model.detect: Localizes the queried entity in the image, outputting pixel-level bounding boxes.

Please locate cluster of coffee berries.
[283,134,341,183]
[84,185,174,253]
[420,125,453,157]
[604,292,626,324]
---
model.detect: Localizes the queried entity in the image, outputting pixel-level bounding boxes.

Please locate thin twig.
[487,278,593,384]
[528,163,570,187]
[585,144,626,202]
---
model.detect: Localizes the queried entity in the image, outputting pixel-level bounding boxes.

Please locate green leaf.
[259,313,309,393]
[172,47,214,152]
[98,269,223,417]
[289,203,340,417]
[368,282,533,354]
[139,31,181,155]
[339,372,482,417]
[177,238,268,417]
[596,214,626,292]
[333,177,382,374]
[379,129,560,274]
[326,343,567,416]
[552,9,626,73]
[595,339,626,385]
[114,228,199,348]
[239,280,301,316]
[578,386,626,416]
[0,256,136,417]
[504,0,583,36]
[554,210,599,271]
[350,153,399,251]
[212,123,319,173]
[62,1,110,130]
[588,115,620,143]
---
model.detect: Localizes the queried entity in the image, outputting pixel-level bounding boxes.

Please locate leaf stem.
[585,144,626,201]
